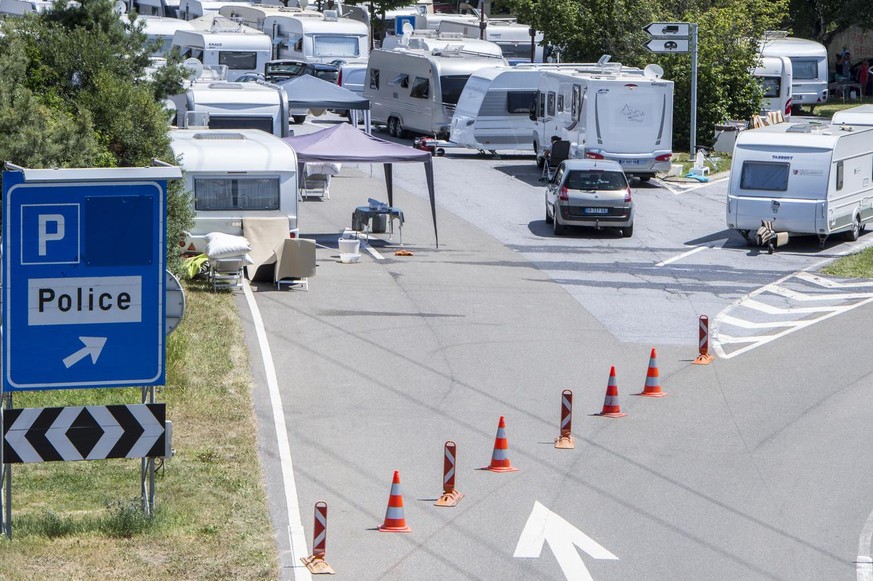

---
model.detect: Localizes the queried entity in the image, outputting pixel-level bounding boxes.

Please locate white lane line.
[857,505,873,581]
[741,298,847,315]
[718,314,804,329]
[767,285,873,301]
[243,281,312,581]
[796,271,873,288]
[655,245,708,266]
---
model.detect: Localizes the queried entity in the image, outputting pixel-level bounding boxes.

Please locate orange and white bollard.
[554,390,575,449]
[693,315,715,365]
[300,501,335,574]
[434,441,464,507]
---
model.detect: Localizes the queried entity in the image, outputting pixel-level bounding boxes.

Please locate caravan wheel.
[846,215,861,241]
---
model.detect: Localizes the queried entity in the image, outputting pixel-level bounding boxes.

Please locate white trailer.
[449,65,539,152]
[171,14,271,81]
[831,104,873,126]
[170,128,299,253]
[527,60,674,180]
[219,4,369,64]
[138,15,195,56]
[132,0,180,18]
[760,35,828,112]
[177,0,254,21]
[752,55,793,120]
[437,18,544,65]
[726,122,873,248]
[364,46,507,139]
[175,77,290,137]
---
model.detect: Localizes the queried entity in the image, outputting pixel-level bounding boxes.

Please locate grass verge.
[0,280,277,581]
[821,247,873,278]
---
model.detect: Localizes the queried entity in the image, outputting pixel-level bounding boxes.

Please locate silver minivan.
[335,62,367,120]
[544,159,635,237]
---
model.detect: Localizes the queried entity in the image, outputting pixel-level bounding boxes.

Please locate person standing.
[859,58,869,97]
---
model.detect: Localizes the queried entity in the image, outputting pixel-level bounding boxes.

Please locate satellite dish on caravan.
[183,58,203,81]
[113,0,126,14]
[298,0,308,8]
[399,21,414,47]
[643,64,664,80]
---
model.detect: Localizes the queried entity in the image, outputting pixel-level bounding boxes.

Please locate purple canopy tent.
[282,123,438,247]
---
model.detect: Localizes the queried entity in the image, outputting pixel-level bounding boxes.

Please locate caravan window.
[313,35,360,58]
[369,69,380,89]
[507,91,536,114]
[538,92,545,117]
[740,161,789,191]
[790,58,819,80]
[194,177,281,211]
[440,75,469,105]
[547,92,555,116]
[758,76,781,98]
[390,73,409,88]
[836,161,844,191]
[557,94,564,112]
[499,42,532,60]
[571,85,580,120]
[410,77,429,99]
[218,51,258,71]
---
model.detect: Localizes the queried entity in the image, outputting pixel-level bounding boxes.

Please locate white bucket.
[338,237,360,260]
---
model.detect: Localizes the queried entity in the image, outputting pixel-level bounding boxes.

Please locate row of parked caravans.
[727,106,873,249]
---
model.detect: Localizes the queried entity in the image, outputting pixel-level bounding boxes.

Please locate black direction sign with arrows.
[3,404,166,463]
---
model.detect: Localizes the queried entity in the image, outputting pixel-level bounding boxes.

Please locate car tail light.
[655,153,672,162]
[585,152,604,160]
[289,232,297,238]
[559,185,569,201]
[785,98,791,116]
[624,188,633,203]
[337,69,343,85]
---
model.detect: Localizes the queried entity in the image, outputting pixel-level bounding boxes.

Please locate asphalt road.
[236,119,873,581]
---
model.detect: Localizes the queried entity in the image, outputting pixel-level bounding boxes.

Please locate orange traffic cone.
[378,471,411,533]
[482,416,519,472]
[596,367,627,417]
[635,348,665,397]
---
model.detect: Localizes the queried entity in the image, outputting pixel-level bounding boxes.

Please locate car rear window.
[565,170,628,191]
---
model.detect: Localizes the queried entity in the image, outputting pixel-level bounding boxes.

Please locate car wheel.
[545,201,553,224]
[622,223,634,238]
[292,115,307,124]
[553,208,565,235]
[387,117,398,137]
[395,119,406,138]
[846,215,860,241]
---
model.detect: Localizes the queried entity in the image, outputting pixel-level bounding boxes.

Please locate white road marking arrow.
[62,337,107,368]
[514,501,618,581]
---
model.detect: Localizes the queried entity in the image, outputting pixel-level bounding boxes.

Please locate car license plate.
[583,208,609,214]
[620,159,641,165]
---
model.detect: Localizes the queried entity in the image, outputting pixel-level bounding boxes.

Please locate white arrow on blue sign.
[2,167,179,391]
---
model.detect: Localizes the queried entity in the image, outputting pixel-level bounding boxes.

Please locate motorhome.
[219,4,369,64]
[364,46,507,138]
[449,66,539,152]
[380,30,504,58]
[171,14,271,81]
[174,75,290,137]
[437,18,544,65]
[831,104,873,126]
[726,121,873,247]
[752,55,792,120]
[0,0,53,16]
[760,34,828,112]
[170,128,299,253]
[527,60,674,181]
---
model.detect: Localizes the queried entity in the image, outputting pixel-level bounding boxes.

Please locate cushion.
[205,233,251,259]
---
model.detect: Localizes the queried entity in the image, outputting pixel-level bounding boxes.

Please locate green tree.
[0,2,193,272]
[787,0,873,45]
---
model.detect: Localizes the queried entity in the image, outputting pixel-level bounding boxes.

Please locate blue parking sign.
[2,167,180,391]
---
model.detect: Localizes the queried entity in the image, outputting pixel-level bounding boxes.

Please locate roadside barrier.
[635,348,665,397]
[595,367,627,417]
[435,441,464,507]
[300,501,335,574]
[483,416,519,472]
[378,471,411,533]
[693,315,716,365]
[554,390,575,449]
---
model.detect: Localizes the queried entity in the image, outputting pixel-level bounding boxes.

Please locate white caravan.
[726,122,873,247]
[760,35,828,112]
[380,30,504,58]
[364,46,507,138]
[527,60,674,180]
[437,18,544,65]
[170,128,299,253]
[219,4,369,64]
[832,104,873,126]
[450,66,539,152]
[175,77,290,137]
[171,14,271,81]
[752,55,793,120]
[138,15,195,57]
[133,0,180,18]
[178,0,254,21]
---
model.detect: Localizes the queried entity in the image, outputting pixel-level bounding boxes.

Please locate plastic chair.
[541,140,571,181]
[210,256,246,291]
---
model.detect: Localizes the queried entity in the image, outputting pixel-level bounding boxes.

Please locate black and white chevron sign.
[3,404,166,463]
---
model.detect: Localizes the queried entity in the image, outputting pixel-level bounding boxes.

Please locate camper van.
[527,60,674,181]
[831,104,873,126]
[760,35,828,112]
[365,46,507,139]
[450,66,539,152]
[437,18,544,65]
[726,122,873,247]
[175,77,290,137]
[171,14,271,82]
[218,4,369,64]
[170,128,299,253]
[752,55,793,120]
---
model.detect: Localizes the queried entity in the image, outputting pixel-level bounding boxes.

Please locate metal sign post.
[644,21,699,155]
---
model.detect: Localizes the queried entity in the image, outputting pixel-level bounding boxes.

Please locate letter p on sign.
[38,214,65,256]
